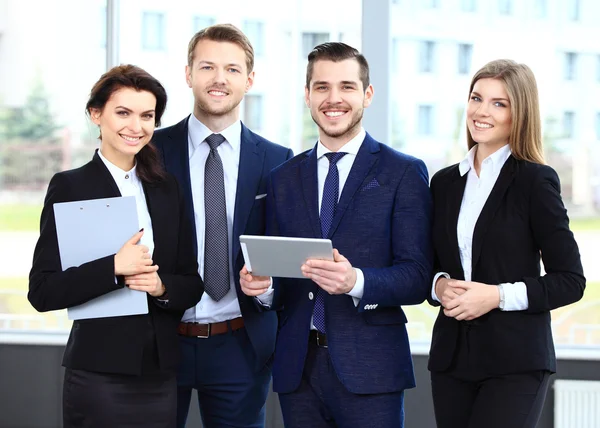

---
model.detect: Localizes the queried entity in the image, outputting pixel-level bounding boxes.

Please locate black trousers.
[430,324,551,428]
[63,368,177,428]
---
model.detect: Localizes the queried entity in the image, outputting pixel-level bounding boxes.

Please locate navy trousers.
[278,341,405,428]
[176,327,272,428]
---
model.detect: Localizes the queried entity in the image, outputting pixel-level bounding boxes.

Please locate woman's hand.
[442,280,500,321]
[125,271,166,297]
[114,230,158,276]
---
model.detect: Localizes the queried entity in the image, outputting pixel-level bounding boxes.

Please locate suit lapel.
[300,146,322,238]
[91,151,122,197]
[159,116,197,252]
[471,156,517,271]
[327,133,379,239]
[232,124,265,265]
[445,167,467,275]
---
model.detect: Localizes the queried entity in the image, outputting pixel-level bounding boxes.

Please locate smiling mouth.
[474,121,493,130]
[323,110,348,119]
[120,134,143,144]
[208,89,229,97]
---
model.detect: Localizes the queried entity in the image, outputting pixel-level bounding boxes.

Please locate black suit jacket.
[28,152,204,375]
[428,156,585,374]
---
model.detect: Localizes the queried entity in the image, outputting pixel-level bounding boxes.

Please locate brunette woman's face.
[90,88,156,169]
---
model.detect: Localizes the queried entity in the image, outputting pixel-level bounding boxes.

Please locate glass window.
[563,111,575,139]
[391,1,600,351]
[193,16,216,32]
[243,94,264,131]
[141,11,166,51]
[534,0,547,18]
[417,105,434,135]
[458,43,472,75]
[0,0,107,334]
[461,0,476,12]
[243,20,265,57]
[302,32,330,57]
[568,0,580,21]
[498,0,512,15]
[564,52,577,80]
[419,41,436,73]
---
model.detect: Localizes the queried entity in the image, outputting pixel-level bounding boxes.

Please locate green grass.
[0,205,42,231]
[1,204,599,233]
[570,217,600,232]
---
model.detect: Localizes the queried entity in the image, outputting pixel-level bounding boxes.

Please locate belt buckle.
[196,323,210,339]
[316,332,327,348]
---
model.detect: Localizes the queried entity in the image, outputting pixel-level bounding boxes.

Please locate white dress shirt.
[182,115,243,323]
[431,144,529,311]
[98,150,154,256]
[316,128,366,304]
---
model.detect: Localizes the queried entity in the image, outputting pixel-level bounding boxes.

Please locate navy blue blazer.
[152,116,293,371]
[268,133,433,394]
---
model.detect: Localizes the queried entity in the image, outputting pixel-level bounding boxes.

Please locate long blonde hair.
[467,59,544,164]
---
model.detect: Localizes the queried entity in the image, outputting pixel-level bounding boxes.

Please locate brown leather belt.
[309,330,328,348]
[178,317,244,338]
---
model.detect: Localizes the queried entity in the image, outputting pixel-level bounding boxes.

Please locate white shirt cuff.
[431,272,450,302]
[346,268,364,307]
[254,277,274,307]
[499,281,529,311]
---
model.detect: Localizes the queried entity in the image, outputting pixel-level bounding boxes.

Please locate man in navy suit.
[152,24,292,428]
[241,42,433,427]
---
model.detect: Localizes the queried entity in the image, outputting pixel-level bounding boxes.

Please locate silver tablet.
[239,235,333,278]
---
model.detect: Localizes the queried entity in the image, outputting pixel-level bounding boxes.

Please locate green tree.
[0,76,62,190]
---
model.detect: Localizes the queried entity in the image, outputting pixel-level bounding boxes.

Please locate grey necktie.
[203,133,229,301]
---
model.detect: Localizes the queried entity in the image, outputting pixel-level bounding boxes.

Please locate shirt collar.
[458,144,511,177]
[98,148,138,182]
[316,127,366,159]
[188,114,242,151]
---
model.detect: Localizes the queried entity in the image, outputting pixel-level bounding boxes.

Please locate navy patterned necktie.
[313,152,347,333]
[204,133,230,301]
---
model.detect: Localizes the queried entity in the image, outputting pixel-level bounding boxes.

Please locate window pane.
[565,52,577,80]
[498,0,512,15]
[243,94,264,131]
[141,12,166,51]
[458,43,472,74]
[243,20,265,56]
[0,0,107,333]
[419,41,435,73]
[193,16,216,32]
[302,32,330,57]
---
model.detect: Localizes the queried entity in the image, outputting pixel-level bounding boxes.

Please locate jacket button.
[308,292,314,300]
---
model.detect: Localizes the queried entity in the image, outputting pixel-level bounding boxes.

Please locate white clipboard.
[239,235,333,279]
[53,196,149,320]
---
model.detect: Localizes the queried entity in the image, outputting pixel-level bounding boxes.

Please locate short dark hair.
[306,42,370,90]
[86,64,167,183]
[187,23,254,73]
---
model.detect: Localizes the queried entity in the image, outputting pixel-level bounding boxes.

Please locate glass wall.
[389,0,600,350]
[0,0,361,335]
[2,0,598,353]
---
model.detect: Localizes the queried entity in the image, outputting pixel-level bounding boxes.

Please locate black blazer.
[28,152,204,375]
[428,156,585,374]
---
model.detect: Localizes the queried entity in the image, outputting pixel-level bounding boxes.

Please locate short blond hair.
[187,23,254,73]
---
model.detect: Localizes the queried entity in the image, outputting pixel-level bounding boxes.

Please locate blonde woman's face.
[466,78,512,150]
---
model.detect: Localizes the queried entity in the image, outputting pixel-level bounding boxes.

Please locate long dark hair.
[86,64,168,183]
